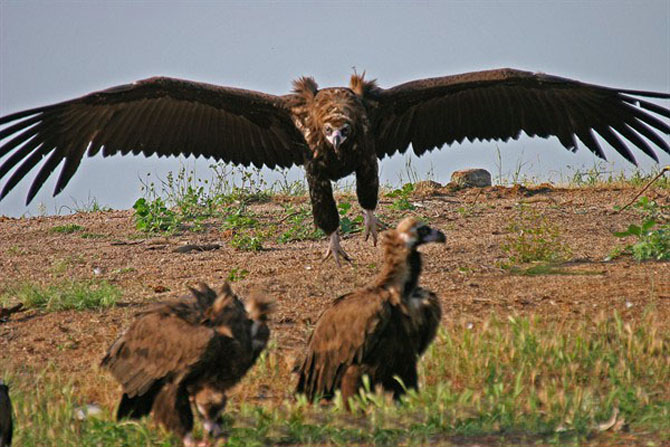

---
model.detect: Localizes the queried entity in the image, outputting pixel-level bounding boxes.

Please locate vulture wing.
[0,77,307,203]
[101,302,223,398]
[296,291,393,399]
[373,68,670,164]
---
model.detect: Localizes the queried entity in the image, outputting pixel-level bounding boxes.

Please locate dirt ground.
[0,184,668,414]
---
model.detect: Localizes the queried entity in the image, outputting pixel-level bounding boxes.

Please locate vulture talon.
[323,232,352,266]
[363,210,384,246]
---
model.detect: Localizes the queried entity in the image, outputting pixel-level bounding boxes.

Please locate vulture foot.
[363,209,384,246]
[323,232,352,266]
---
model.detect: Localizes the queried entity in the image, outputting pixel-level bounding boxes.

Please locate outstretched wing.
[296,291,392,399]
[0,77,307,203]
[372,68,670,164]
[101,305,217,398]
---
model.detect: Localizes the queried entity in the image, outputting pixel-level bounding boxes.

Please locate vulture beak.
[326,128,347,153]
[203,419,223,438]
[418,226,446,245]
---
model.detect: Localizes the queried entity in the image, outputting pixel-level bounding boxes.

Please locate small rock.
[450,168,492,188]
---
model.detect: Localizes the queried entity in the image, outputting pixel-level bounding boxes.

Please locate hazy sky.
[1,1,669,217]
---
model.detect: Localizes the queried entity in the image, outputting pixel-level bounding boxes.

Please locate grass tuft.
[1,279,120,312]
[49,224,84,234]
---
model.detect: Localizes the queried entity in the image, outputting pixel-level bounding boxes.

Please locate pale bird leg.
[322,231,352,266]
[363,209,384,246]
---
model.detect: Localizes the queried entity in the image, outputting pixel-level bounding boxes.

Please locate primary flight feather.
[1,69,668,262]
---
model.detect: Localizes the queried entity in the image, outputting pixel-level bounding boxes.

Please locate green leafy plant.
[227,267,250,282]
[230,232,264,251]
[337,201,363,235]
[612,197,669,261]
[386,183,416,211]
[278,205,324,243]
[501,205,571,266]
[132,197,180,233]
[221,206,258,230]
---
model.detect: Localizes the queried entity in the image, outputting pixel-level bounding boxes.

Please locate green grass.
[3,312,667,446]
[1,279,120,312]
[50,224,84,234]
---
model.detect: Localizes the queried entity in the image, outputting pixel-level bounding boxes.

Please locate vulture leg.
[356,158,380,246]
[323,231,352,266]
[363,209,384,246]
[306,161,350,264]
[340,365,363,411]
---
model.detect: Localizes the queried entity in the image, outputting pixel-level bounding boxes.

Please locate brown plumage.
[1,69,668,262]
[0,380,11,447]
[295,217,445,406]
[100,283,272,446]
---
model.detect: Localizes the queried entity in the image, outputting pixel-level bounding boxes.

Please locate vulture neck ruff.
[375,229,415,300]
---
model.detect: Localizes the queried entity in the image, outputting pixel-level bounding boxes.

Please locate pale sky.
[1,1,669,217]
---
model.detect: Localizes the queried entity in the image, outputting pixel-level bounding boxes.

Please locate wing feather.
[101,306,215,398]
[0,77,306,203]
[373,68,670,164]
[296,290,392,399]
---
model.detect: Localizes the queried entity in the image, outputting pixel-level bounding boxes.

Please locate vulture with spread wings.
[296,217,444,406]
[1,69,668,262]
[100,283,272,447]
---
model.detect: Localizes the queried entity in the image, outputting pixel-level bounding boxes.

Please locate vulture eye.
[325,125,333,136]
[341,124,351,136]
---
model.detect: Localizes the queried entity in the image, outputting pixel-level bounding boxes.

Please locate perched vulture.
[0,379,11,447]
[1,69,669,262]
[295,217,444,406]
[100,283,272,447]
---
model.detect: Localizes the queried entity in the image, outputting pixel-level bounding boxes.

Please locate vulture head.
[396,217,446,248]
[193,387,227,438]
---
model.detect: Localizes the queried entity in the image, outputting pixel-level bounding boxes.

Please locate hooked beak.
[203,420,223,438]
[327,129,346,153]
[420,227,446,244]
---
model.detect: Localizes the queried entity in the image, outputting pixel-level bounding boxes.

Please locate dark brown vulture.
[0,379,11,447]
[295,217,444,406]
[100,283,272,447]
[1,69,669,263]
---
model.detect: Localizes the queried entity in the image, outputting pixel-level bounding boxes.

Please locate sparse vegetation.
[50,223,84,234]
[386,182,416,211]
[227,268,250,282]
[501,205,572,266]
[611,196,670,261]
[3,312,668,446]
[278,205,324,243]
[132,197,180,233]
[1,279,120,312]
[230,232,265,251]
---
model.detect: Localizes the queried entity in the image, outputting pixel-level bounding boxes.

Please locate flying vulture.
[100,283,272,447]
[1,69,669,262]
[0,379,11,447]
[295,217,444,406]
